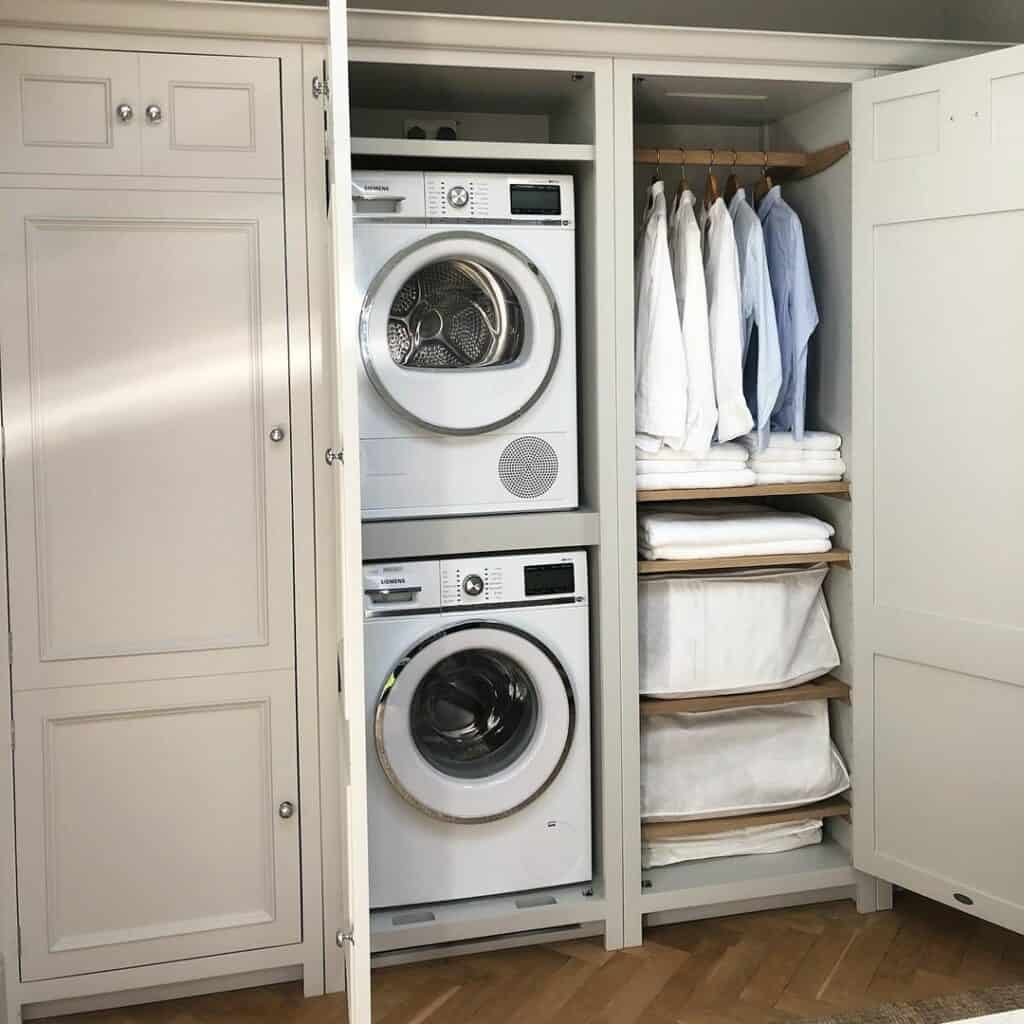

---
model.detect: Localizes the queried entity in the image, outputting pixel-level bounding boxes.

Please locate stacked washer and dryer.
[354,170,593,909]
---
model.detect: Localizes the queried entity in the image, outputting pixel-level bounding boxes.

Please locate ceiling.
[633,76,849,127]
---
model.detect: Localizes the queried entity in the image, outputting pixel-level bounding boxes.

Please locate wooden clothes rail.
[634,142,850,181]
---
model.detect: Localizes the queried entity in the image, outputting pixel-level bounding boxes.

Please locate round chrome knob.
[278,801,295,820]
[116,103,134,124]
[145,104,163,125]
[269,427,286,443]
[447,186,470,209]
[463,574,484,597]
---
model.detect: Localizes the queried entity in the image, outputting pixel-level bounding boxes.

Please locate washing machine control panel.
[363,561,441,617]
[439,551,588,608]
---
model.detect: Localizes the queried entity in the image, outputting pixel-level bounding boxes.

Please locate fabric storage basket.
[639,564,839,699]
[642,819,823,869]
[640,700,850,822]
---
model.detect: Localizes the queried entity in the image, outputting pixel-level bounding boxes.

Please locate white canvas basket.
[639,565,840,699]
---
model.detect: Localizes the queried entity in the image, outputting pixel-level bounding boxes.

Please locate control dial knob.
[462,574,485,597]
[447,186,470,209]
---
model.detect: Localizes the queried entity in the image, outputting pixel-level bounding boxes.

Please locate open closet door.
[327,3,372,1020]
[852,44,1024,935]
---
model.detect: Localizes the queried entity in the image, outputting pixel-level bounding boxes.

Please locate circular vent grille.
[498,437,559,499]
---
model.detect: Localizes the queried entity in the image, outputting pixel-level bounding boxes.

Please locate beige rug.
[811,984,1024,1023]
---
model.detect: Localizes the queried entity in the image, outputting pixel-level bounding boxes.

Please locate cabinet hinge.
[312,74,330,101]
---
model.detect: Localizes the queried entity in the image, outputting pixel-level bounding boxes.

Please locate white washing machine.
[362,550,592,908]
[353,170,578,520]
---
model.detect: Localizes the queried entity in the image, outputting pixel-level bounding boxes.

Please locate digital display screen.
[510,183,562,216]
[524,563,575,596]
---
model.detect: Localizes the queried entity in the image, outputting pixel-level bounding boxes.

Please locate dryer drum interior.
[387,258,525,369]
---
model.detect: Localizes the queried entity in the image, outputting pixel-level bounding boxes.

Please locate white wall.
[294,0,1024,43]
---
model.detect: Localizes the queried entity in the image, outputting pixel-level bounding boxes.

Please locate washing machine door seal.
[359,231,561,435]
[375,621,575,823]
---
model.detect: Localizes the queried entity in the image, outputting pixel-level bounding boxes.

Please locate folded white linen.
[750,457,846,476]
[741,430,841,452]
[751,447,843,464]
[640,538,833,560]
[642,819,822,868]
[636,470,756,491]
[636,441,749,463]
[641,701,851,822]
[636,459,751,474]
[638,565,840,698]
[638,503,834,549]
[753,473,845,484]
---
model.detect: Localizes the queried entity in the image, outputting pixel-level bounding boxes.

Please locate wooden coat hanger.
[704,149,720,210]
[754,150,774,206]
[724,149,740,205]
[673,148,690,214]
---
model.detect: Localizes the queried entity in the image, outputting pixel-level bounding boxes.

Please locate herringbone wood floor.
[43,893,1024,1024]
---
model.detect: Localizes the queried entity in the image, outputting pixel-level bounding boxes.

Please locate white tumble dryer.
[352,170,578,520]
[362,550,592,908]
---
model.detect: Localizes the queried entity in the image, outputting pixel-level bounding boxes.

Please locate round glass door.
[375,623,575,823]
[360,232,561,435]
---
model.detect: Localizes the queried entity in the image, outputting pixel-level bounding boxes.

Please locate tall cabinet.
[0,6,347,1022]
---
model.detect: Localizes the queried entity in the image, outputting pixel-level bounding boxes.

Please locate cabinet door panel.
[0,46,141,175]
[140,54,282,179]
[0,190,294,689]
[852,43,1024,935]
[14,671,301,981]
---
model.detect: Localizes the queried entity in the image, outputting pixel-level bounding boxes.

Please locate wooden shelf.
[637,548,850,574]
[637,481,850,503]
[642,798,851,842]
[640,676,851,716]
[351,137,595,163]
[634,142,850,181]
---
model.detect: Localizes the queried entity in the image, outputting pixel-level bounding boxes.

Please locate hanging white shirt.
[668,189,717,454]
[703,196,754,442]
[635,179,688,451]
[729,188,782,450]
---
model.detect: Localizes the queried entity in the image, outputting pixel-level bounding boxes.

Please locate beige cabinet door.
[852,44,1024,935]
[0,188,295,690]
[139,53,282,179]
[14,670,301,980]
[0,46,141,175]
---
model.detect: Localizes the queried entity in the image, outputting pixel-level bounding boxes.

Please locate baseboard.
[22,965,302,1020]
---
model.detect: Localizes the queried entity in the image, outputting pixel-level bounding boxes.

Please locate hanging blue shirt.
[758,185,819,439]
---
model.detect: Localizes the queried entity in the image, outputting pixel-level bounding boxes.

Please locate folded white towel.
[753,472,845,484]
[637,470,756,491]
[741,430,841,453]
[750,457,846,476]
[636,441,748,464]
[638,504,835,550]
[639,538,833,561]
[642,819,822,868]
[751,447,843,464]
[637,459,752,474]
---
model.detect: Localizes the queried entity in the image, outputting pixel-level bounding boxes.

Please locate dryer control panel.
[440,550,587,608]
[351,170,574,226]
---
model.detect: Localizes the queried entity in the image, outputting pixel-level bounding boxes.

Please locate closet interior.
[346,51,625,959]
[619,71,864,942]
